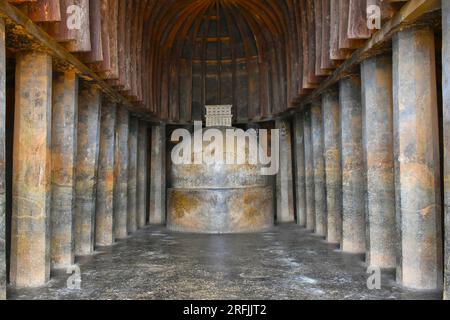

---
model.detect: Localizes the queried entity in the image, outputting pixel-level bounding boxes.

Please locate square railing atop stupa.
[205,105,233,127]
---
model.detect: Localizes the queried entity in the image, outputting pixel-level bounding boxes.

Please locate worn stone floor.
[8,224,441,300]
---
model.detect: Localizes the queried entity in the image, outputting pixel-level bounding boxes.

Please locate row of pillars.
[0,18,167,296]
[276,24,449,296]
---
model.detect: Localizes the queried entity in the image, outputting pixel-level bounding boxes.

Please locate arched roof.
[7,0,402,123]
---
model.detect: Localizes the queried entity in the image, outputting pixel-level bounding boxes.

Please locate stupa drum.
[167,127,274,234]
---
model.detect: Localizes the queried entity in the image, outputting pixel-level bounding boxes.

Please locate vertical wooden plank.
[64,0,91,52]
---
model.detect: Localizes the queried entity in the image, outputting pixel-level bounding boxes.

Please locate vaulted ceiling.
[7,0,403,123]
[143,0,292,123]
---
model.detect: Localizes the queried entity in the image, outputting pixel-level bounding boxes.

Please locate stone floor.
[8,224,442,300]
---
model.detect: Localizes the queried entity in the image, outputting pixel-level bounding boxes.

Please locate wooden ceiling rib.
[5,0,411,123]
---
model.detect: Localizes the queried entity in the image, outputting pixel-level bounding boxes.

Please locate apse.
[144,0,292,123]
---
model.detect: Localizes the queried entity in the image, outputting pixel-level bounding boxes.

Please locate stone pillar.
[293,113,306,227]
[322,89,342,244]
[361,55,396,269]
[393,27,443,290]
[95,99,116,247]
[137,121,149,229]
[50,71,78,269]
[74,86,101,256]
[444,0,450,300]
[10,51,52,287]
[311,103,327,236]
[0,18,6,299]
[149,124,166,225]
[339,75,366,254]
[114,107,129,238]
[275,119,295,223]
[303,109,316,231]
[127,117,138,234]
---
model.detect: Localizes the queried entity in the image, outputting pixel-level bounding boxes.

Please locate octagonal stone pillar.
[74,86,101,256]
[339,75,366,254]
[393,27,442,290]
[114,107,129,238]
[303,109,316,231]
[95,99,116,247]
[361,55,396,269]
[149,124,166,225]
[0,18,6,298]
[322,89,342,244]
[311,102,327,236]
[293,113,306,227]
[50,71,78,269]
[137,122,149,229]
[127,117,138,233]
[11,51,52,287]
[276,119,295,223]
[443,0,450,299]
